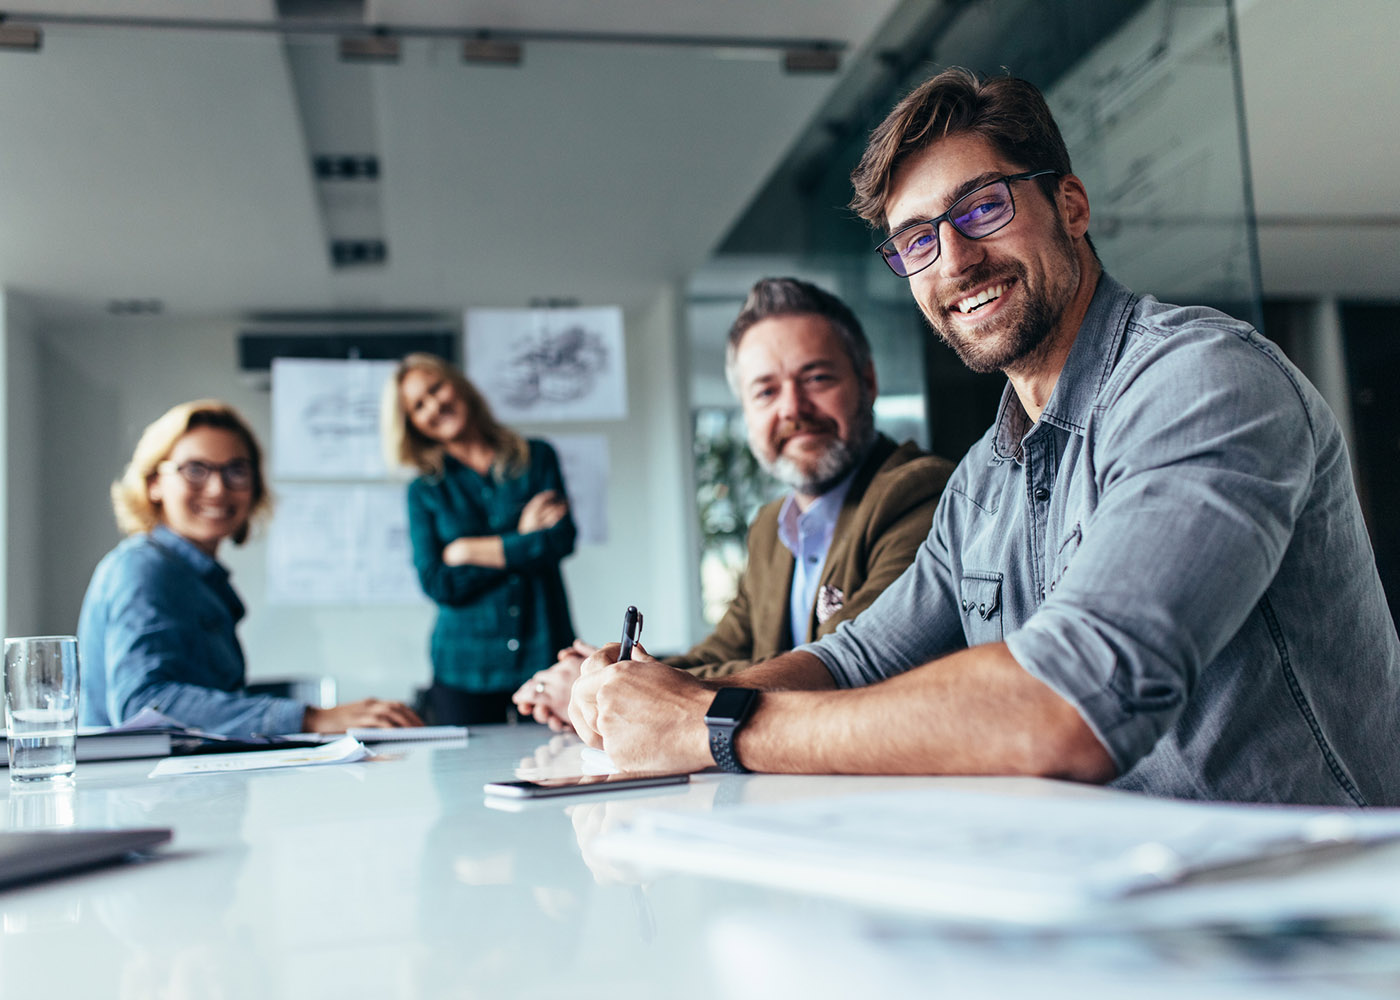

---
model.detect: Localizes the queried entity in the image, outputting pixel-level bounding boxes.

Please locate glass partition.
[688,0,1260,622]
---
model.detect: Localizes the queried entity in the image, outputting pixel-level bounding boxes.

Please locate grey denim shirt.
[804,273,1400,805]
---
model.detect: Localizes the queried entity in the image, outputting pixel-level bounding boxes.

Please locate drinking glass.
[4,636,80,782]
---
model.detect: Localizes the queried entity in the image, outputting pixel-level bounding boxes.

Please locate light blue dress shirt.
[776,470,857,646]
[802,273,1400,805]
[77,525,306,736]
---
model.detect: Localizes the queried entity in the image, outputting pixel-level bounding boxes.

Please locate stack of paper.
[596,786,1400,927]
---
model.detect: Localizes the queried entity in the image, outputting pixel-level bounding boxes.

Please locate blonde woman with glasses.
[78,400,422,737]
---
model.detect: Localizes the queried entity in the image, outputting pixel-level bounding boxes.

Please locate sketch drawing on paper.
[302,391,381,443]
[466,306,627,422]
[272,357,398,478]
[500,324,610,410]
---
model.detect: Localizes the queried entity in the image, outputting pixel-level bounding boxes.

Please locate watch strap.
[708,726,749,774]
[705,687,759,774]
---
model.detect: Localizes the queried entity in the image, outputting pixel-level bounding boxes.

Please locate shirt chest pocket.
[1049,522,1082,595]
[959,571,1003,645]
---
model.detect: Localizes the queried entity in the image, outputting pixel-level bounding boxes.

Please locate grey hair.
[723,277,873,395]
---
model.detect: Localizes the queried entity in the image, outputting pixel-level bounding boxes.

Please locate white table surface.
[2,724,1398,1000]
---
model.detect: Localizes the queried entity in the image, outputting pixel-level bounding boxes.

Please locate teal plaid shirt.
[407,439,576,692]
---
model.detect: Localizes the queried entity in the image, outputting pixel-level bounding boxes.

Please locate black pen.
[618,605,643,661]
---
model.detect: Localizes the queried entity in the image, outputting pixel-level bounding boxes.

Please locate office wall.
[13,284,698,704]
[2,290,44,638]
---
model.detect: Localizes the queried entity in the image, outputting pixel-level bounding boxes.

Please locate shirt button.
[507,638,520,652]
[1034,487,1051,502]
[979,603,987,615]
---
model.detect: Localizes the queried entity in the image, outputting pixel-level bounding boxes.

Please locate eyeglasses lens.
[882,178,1017,277]
[179,461,253,490]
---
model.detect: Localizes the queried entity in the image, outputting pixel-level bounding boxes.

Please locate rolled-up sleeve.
[1005,328,1315,772]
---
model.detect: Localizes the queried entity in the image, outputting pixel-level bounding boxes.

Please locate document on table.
[596,786,1400,927]
[347,725,467,744]
[149,736,369,777]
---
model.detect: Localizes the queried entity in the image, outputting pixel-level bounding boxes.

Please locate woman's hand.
[303,698,423,733]
[442,536,506,568]
[512,655,586,731]
[517,490,568,534]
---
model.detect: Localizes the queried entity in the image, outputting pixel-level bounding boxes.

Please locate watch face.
[706,687,759,724]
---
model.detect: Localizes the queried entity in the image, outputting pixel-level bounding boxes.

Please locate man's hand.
[568,642,715,773]
[303,698,422,733]
[518,490,568,534]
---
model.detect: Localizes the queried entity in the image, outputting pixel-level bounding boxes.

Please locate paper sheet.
[264,483,425,605]
[465,307,627,422]
[271,358,398,478]
[148,736,369,777]
[598,786,1400,927]
[539,433,609,544]
[347,726,468,744]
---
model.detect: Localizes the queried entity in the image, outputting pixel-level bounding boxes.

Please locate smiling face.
[147,426,254,556]
[734,313,876,499]
[399,366,470,445]
[884,133,1089,376]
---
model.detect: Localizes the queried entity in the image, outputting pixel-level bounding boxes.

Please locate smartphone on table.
[484,772,689,798]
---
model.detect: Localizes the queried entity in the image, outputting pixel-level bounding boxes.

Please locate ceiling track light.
[462,34,522,66]
[0,13,845,67]
[338,32,399,63]
[0,23,42,51]
[783,47,840,74]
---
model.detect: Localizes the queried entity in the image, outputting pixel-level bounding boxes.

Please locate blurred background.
[1,0,1395,702]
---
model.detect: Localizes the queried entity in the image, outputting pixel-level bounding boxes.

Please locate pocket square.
[815,584,845,624]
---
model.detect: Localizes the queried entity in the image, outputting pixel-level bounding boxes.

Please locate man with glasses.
[569,68,1400,805]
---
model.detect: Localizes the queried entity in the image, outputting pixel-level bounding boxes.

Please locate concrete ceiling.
[0,0,900,321]
[0,0,1395,325]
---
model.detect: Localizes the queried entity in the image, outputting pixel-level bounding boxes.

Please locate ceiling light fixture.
[462,34,522,66]
[0,23,42,51]
[783,46,840,74]
[0,13,844,67]
[338,32,399,63]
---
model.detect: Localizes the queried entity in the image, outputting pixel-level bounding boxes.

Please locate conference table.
[1,724,1398,999]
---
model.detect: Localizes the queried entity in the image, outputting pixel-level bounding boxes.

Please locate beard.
[755,395,877,496]
[926,222,1079,375]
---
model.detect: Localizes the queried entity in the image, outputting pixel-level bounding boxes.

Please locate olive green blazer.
[668,434,953,679]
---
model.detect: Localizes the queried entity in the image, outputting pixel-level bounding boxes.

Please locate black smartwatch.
[705,687,760,774]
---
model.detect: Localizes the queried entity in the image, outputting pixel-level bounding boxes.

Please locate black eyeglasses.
[156,459,255,491]
[876,169,1059,277]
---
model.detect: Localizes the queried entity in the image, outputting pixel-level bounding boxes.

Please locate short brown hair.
[850,67,1074,229]
[111,400,271,545]
[381,353,528,478]
[724,277,872,395]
